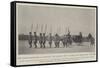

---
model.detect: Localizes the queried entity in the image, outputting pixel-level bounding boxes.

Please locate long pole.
[31,24,33,33]
[41,24,43,33]
[44,24,47,33]
[50,25,52,34]
[35,24,38,32]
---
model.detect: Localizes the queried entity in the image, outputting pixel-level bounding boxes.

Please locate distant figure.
[90,37,95,45]
[88,33,92,39]
[88,33,95,45]
[54,34,60,48]
[78,32,83,45]
[62,35,66,47]
[48,33,53,48]
[65,35,68,47]
[28,32,32,48]
[39,33,43,48]
[79,32,82,41]
[67,32,72,45]
[43,33,46,48]
[33,32,38,48]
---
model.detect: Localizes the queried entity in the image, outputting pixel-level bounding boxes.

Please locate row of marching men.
[28,31,72,48]
[28,32,94,48]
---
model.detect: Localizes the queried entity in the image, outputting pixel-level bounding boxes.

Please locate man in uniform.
[88,33,92,40]
[67,32,72,45]
[65,35,68,47]
[28,32,33,48]
[48,33,53,48]
[39,33,43,48]
[62,35,66,47]
[43,33,46,48]
[88,33,95,45]
[79,32,83,44]
[54,34,60,48]
[33,32,38,48]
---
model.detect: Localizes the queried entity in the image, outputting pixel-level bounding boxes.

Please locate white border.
[16,2,97,65]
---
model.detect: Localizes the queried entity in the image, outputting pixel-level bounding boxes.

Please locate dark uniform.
[33,32,38,48]
[62,35,66,47]
[39,33,43,48]
[88,33,92,39]
[67,33,72,45]
[90,37,95,45]
[54,34,60,48]
[88,33,94,45]
[28,32,32,48]
[79,32,82,44]
[48,33,52,48]
[43,33,46,48]
[65,35,68,47]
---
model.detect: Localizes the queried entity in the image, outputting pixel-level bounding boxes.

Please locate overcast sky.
[16,3,96,37]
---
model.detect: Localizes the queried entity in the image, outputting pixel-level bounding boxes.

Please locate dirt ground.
[18,41,96,55]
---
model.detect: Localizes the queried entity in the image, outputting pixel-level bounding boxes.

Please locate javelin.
[68,27,70,33]
[31,24,33,33]
[35,24,38,32]
[41,24,43,33]
[65,27,67,34]
[50,25,52,33]
[44,24,47,33]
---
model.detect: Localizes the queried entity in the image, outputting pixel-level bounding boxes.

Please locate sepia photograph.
[16,3,96,55]
[10,0,98,66]
[10,1,98,66]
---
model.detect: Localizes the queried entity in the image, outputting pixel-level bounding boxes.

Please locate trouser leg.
[29,43,32,48]
[34,42,37,48]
